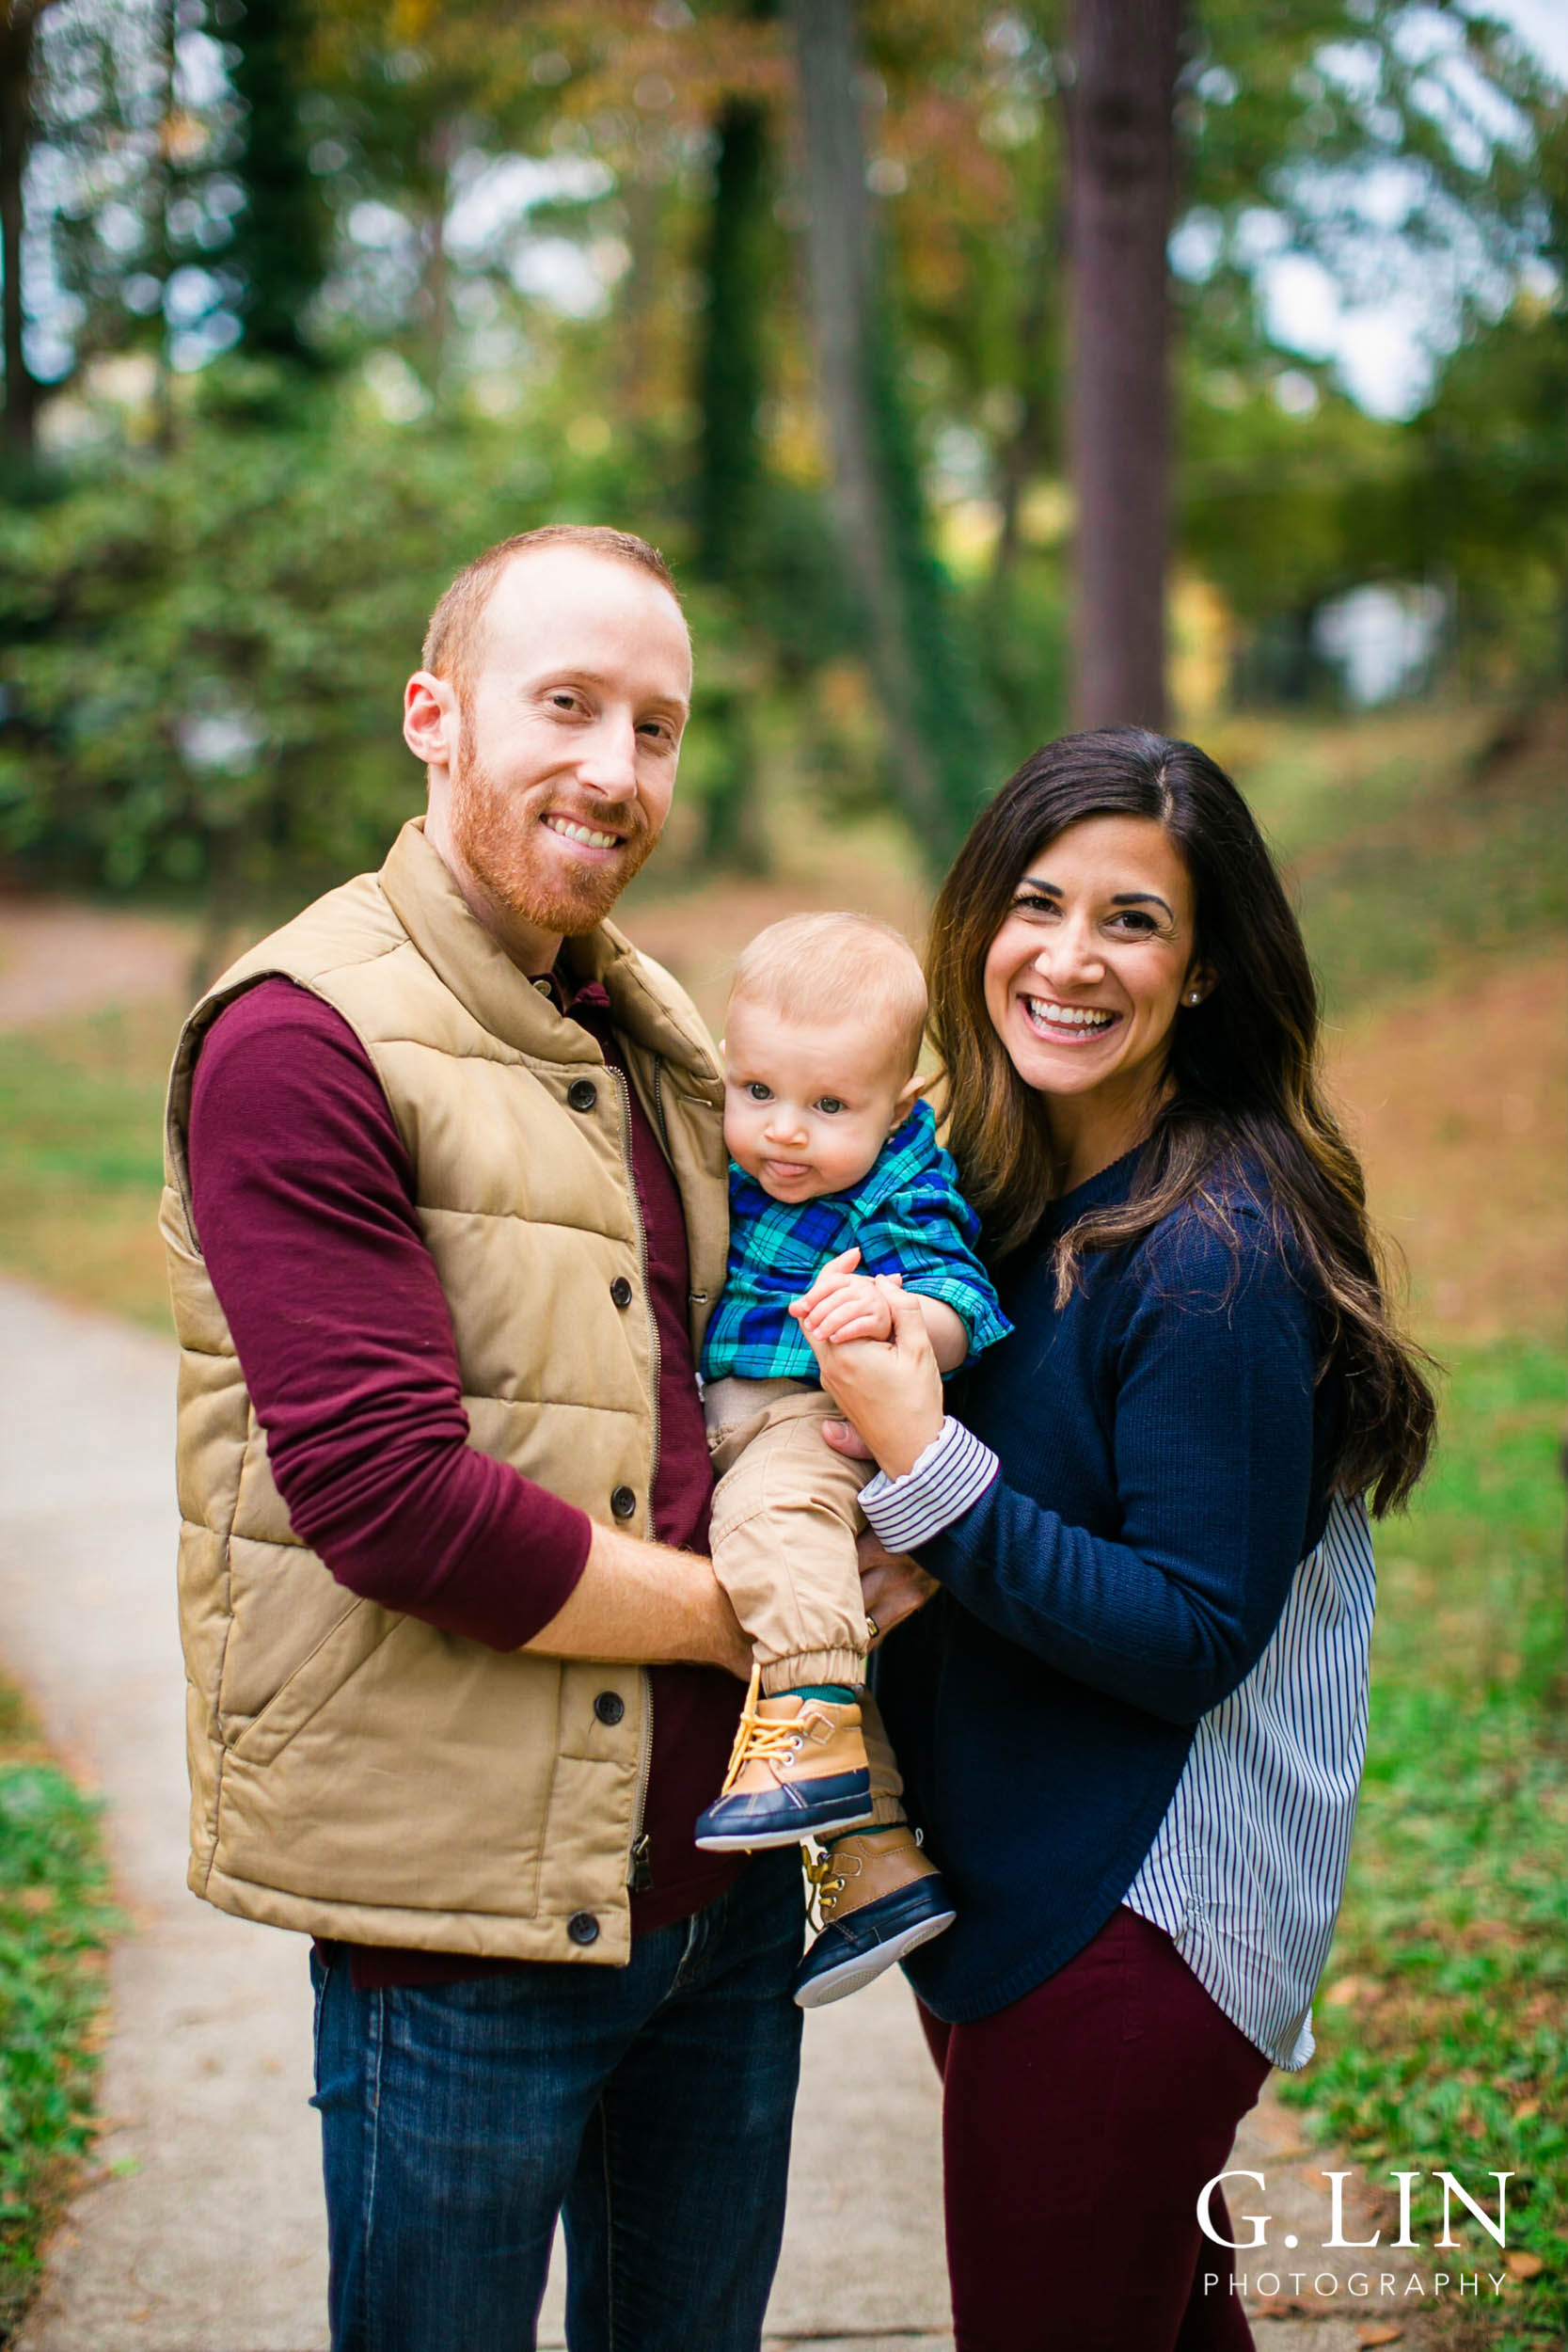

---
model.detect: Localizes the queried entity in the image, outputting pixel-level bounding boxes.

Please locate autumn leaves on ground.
[0,699,1564,2345]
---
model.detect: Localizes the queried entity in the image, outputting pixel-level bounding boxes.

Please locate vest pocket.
[227,1598,394,1768]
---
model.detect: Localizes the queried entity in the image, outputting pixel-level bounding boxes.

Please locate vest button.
[567,1078,598,1112]
[610,1276,633,1310]
[567,1911,599,1947]
[594,1691,625,1725]
[610,1485,637,1520]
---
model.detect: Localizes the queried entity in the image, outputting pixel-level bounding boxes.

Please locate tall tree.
[227,0,327,367]
[0,0,56,459]
[785,0,990,863]
[692,85,772,869]
[1067,0,1180,729]
[696,94,768,584]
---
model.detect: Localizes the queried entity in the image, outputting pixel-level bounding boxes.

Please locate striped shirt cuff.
[860,1416,1000,1552]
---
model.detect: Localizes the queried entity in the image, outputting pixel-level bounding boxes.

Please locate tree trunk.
[1067,0,1180,730]
[0,2,40,461]
[784,0,952,846]
[697,94,767,581]
[694,92,771,871]
[227,0,325,367]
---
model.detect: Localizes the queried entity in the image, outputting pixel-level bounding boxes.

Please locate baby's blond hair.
[728,912,927,1078]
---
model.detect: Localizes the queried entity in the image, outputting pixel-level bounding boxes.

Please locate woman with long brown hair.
[794,728,1434,2352]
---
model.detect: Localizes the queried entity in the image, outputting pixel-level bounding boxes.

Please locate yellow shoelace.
[803,1845,847,1923]
[719,1663,810,1795]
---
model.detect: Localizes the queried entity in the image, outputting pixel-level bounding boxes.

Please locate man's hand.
[525,1523,752,1678]
[859,1528,939,1645]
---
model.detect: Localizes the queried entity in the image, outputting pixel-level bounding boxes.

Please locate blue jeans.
[310,1851,804,2352]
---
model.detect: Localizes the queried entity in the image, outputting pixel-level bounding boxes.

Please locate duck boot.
[694,1668,876,1851]
[792,1825,956,2008]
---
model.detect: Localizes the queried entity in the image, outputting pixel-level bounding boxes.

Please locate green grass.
[0,1682,117,2343]
[1230,705,1568,1017]
[0,999,176,1328]
[1278,1339,1568,2349]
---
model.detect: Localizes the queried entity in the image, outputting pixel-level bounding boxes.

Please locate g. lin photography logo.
[1196,2164,1518,2308]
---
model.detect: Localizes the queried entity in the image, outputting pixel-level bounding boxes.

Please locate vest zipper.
[628,1694,654,1892]
[651,1056,672,1158]
[610,1063,659,1897]
[610,1066,661,1502]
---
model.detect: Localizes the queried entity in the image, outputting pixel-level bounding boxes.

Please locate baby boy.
[693,911,1009,2005]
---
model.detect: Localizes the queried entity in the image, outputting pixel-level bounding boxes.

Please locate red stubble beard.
[448,723,660,940]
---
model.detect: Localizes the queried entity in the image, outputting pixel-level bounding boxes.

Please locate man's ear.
[404,671,458,774]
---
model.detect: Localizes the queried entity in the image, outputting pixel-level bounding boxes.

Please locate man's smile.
[542,812,626,853]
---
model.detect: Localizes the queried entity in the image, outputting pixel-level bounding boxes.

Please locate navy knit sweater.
[875,1149,1344,2024]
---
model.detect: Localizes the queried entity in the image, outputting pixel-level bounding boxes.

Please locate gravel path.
[0,1272,1441,2352]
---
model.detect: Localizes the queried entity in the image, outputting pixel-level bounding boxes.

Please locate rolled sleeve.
[861,1415,1001,1551]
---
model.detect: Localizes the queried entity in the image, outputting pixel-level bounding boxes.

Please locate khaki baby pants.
[704,1374,904,1823]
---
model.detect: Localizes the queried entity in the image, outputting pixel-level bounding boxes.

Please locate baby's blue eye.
[816,1097,846,1116]
[746,1082,772,1101]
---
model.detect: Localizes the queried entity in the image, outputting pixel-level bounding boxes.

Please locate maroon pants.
[919,1907,1271,2352]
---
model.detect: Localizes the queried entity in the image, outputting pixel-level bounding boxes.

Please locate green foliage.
[863,301,1000,860]
[1278,1339,1568,2350]
[0,382,577,894]
[1409,292,1568,691]
[0,1684,117,2341]
[974,548,1070,771]
[1182,373,1409,631]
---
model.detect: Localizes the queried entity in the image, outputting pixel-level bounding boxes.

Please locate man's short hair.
[421,525,683,694]
[729,912,929,1079]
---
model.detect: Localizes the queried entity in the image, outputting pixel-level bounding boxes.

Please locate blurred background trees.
[0,0,1562,906]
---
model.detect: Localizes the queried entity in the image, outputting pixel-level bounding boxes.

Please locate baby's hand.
[790,1249,901,1347]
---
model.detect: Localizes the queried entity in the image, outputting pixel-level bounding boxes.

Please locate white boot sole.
[694,1803,879,1854]
[793,1906,957,2009]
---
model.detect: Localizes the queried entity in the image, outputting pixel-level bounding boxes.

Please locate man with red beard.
[161,528,803,2351]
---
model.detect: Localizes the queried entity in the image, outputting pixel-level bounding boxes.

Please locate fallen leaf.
[1323,1975,1366,2006]
[1511,2100,1541,2122]
[1356,2326,1403,2347]
[1504,2250,1544,2281]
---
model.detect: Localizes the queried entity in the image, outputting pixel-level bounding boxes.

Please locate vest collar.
[377,818,719,1083]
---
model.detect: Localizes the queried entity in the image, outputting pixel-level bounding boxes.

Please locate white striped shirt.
[862,1425,1374,2069]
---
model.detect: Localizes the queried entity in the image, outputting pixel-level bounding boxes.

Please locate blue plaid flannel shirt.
[700,1097,1011,1384]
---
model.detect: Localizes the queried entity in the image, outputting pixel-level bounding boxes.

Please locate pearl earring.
[1186,992,1200,1006]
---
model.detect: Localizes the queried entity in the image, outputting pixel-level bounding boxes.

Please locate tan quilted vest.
[161,818,728,1963]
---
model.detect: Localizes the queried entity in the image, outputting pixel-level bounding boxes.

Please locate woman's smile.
[1017,991,1125,1044]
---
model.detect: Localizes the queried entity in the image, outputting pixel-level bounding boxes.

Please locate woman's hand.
[802,1278,945,1477]
[858,1528,939,1646]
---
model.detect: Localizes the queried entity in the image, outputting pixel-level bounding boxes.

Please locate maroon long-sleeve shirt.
[187,974,743,1981]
